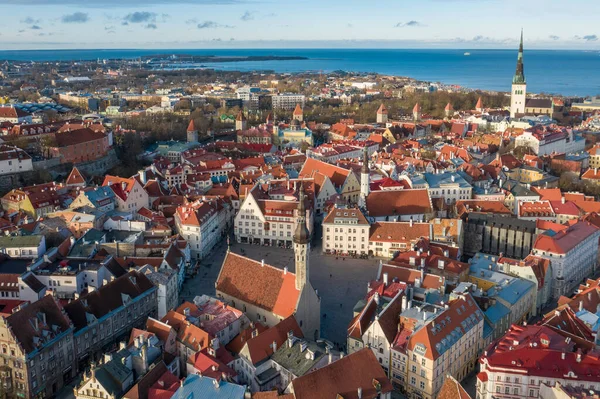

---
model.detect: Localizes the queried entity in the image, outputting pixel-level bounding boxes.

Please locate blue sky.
[0,0,598,50]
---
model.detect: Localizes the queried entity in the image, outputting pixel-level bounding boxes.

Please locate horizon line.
[1,47,599,52]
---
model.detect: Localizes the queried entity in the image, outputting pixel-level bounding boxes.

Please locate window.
[420,381,425,390]
[421,358,426,366]
[410,377,416,386]
[530,389,535,397]
[514,388,519,395]
[505,387,510,394]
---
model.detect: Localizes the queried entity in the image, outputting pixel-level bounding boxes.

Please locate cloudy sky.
[0,0,598,50]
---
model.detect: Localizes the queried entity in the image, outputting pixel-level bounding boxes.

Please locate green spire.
[513,29,526,85]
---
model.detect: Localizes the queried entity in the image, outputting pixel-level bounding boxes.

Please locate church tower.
[186,119,198,143]
[359,146,370,208]
[510,30,527,118]
[294,182,310,291]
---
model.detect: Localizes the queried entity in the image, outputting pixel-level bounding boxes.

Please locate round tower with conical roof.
[186,119,198,143]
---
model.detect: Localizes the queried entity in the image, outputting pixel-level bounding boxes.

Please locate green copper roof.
[512,29,526,85]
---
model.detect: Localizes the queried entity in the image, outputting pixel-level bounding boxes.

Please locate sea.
[1,48,599,97]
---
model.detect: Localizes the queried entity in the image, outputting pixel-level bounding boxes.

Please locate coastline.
[0,48,598,96]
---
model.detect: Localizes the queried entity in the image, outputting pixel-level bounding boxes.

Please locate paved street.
[181,233,379,348]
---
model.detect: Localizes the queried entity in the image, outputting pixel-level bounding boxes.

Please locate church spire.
[361,145,369,174]
[513,29,526,85]
[293,182,310,245]
[359,146,370,209]
[293,181,310,292]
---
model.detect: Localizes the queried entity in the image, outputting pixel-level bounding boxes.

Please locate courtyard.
[180,234,379,348]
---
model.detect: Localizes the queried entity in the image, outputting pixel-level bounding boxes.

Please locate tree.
[513,145,535,159]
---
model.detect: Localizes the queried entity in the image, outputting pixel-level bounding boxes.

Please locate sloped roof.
[6,295,71,354]
[216,252,299,318]
[66,166,87,186]
[365,189,432,217]
[242,315,303,365]
[438,375,472,399]
[64,270,155,332]
[291,348,393,399]
[54,128,106,147]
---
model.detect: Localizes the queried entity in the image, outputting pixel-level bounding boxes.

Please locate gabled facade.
[103,175,149,213]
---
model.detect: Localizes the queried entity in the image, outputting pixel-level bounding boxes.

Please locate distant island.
[142,55,308,63]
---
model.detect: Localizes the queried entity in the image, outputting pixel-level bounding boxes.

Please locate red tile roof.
[187,120,196,132]
[369,221,430,243]
[240,315,303,365]
[481,324,600,382]
[533,220,599,254]
[54,128,106,147]
[408,294,483,360]
[299,158,351,190]
[293,104,303,116]
[216,252,300,318]
[291,348,393,399]
[365,189,432,217]
[438,375,472,399]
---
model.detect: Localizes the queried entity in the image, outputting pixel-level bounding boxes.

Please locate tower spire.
[293,182,310,245]
[513,29,526,84]
[359,146,370,208]
[361,145,369,174]
[293,181,310,292]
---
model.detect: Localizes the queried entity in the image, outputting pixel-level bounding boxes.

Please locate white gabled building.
[234,179,314,247]
[174,197,232,260]
[103,175,149,213]
[0,145,33,175]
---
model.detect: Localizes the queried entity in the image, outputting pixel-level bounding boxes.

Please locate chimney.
[183,307,190,316]
[561,196,566,204]
[272,340,277,353]
[284,266,288,275]
[358,387,363,399]
[383,272,388,286]
[561,351,565,360]
[409,218,413,227]
[261,259,265,267]
[401,296,407,311]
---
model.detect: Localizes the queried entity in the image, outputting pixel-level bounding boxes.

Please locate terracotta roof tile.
[291,348,392,399]
[216,252,300,318]
[365,189,432,217]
